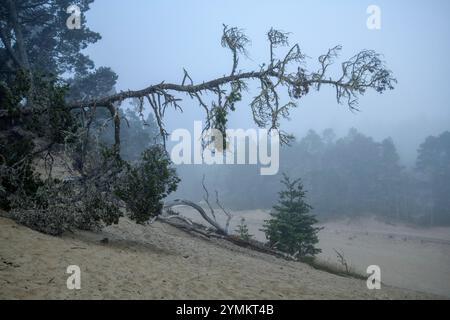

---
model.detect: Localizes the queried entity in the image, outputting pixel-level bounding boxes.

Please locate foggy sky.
[83,0,450,166]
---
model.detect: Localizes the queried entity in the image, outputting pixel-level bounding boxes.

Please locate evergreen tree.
[0,0,101,79]
[376,138,403,218]
[263,174,322,258]
[416,131,450,225]
[235,217,252,241]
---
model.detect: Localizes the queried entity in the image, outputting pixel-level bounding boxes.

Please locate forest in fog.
[97,109,450,226]
[175,127,450,226]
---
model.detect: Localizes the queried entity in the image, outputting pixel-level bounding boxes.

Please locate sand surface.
[0,214,443,299]
[174,208,450,298]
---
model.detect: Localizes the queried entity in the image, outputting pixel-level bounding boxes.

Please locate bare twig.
[333,248,350,274]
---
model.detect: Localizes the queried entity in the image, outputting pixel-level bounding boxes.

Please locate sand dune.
[316,217,450,298]
[0,216,441,299]
[183,208,450,297]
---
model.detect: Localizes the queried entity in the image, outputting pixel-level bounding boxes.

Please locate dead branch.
[157,213,297,262]
[333,248,350,274]
[164,199,229,235]
[215,190,232,232]
[65,26,395,149]
[157,216,213,240]
[201,174,216,221]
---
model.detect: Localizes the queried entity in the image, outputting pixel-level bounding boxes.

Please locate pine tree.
[235,217,253,241]
[263,174,322,258]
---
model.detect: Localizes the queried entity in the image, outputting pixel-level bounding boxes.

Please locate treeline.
[175,128,450,226]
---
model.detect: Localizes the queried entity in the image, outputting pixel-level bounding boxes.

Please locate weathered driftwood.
[220,235,296,261]
[164,199,229,235]
[160,200,297,262]
[157,216,214,241]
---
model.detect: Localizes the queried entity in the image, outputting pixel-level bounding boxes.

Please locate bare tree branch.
[59,26,396,152]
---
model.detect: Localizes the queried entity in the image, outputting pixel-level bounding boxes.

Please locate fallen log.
[163,199,229,235]
[157,215,214,240]
[159,202,297,262]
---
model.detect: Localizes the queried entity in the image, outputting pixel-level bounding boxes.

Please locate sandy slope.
[0,216,440,299]
[179,208,450,297]
[316,217,450,298]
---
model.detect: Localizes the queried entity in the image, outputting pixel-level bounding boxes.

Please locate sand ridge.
[0,216,440,299]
